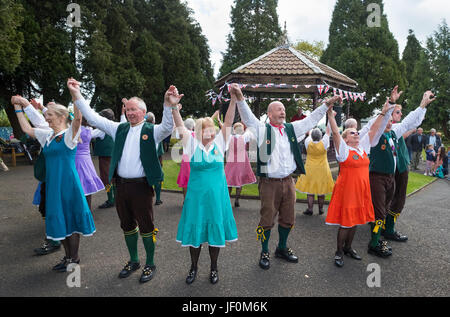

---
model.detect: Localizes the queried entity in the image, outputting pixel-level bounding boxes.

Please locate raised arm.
[368,99,395,146]
[230,84,262,130]
[153,85,182,144]
[172,104,191,148]
[67,78,120,139]
[71,102,82,141]
[222,96,237,145]
[327,109,341,155]
[292,96,343,138]
[11,96,36,138]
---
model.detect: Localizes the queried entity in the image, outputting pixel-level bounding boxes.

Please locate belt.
[115,176,147,184]
[369,172,394,177]
[260,175,293,182]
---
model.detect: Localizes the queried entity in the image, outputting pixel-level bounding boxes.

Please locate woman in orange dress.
[326,101,395,267]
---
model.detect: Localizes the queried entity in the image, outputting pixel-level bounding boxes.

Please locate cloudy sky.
[185,0,450,78]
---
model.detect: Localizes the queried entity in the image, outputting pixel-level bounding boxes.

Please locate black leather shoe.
[303,209,313,216]
[234,200,240,208]
[155,200,163,206]
[383,231,408,242]
[275,247,299,263]
[343,248,362,260]
[99,201,114,209]
[334,252,344,268]
[139,265,156,283]
[186,268,197,285]
[118,261,140,279]
[259,252,270,270]
[379,240,392,252]
[53,257,69,271]
[34,241,61,256]
[209,270,219,284]
[56,258,80,273]
[368,243,392,258]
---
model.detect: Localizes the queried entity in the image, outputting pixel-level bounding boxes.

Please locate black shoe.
[383,231,408,242]
[209,270,219,284]
[368,243,392,258]
[53,257,69,271]
[334,252,344,268]
[99,201,114,209]
[139,265,156,283]
[275,247,299,263]
[54,258,79,273]
[379,240,392,252]
[155,200,163,206]
[234,200,240,208]
[259,252,270,270]
[118,261,141,279]
[186,268,197,285]
[343,248,362,260]
[34,241,61,256]
[303,209,313,216]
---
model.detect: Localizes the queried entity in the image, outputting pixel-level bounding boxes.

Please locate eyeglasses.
[395,111,402,114]
[350,131,360,136]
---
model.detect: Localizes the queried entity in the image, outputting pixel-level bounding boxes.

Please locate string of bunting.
[206,82,366,106]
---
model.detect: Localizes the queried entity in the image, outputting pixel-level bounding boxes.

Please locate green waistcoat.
[93,134,114,157]
[369,131,398,175]
[396,136,410,174]
[109,122,164,186]
[257,123,305,177]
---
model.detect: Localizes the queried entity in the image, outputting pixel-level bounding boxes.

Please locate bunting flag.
[206,81,366,106]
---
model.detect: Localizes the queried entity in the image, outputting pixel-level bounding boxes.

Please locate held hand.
[121,98,128,115]
[67,78,81,97]
[325,95,343,109]
[30,99,44,110]
[230,84,244,101]
[420,91,436,108]
[381,97,396,115]
[11,95,29,108]
[389,85,403,103]
[165,85,184,107]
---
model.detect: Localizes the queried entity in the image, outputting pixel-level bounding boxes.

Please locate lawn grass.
[162,160,436,201]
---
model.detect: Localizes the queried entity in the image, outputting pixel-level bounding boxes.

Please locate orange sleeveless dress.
[325,149,374,228]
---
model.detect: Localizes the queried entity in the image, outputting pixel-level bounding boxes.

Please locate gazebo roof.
[215,45,358,94]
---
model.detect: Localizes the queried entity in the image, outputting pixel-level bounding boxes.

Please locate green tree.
[294,40,325,60]
[402,29,424,83]
[219,0,282,77]
[409,20,450,137]
[0,0,24,74]
[321,0,407,121]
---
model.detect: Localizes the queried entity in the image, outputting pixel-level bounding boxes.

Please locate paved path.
[0,162,449,297]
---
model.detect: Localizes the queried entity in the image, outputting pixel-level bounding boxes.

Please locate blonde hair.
[47,103,70,126]
[233,122,244,135]
[342,128,356,140]
[194,117,215,141]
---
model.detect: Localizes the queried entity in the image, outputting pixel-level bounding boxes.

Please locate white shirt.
[237,100,329,178]
[336,134,372,163]
[75,98,174,179]
[183,131,230,161]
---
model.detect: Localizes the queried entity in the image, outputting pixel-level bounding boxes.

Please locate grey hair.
[311,128,323,142]
[344,118,358,129]
[430,128,436,133]
[146,112,155,124]
[129,97,147,112]
[184,118,195,131]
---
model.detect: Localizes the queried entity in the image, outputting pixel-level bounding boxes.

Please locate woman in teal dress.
[172,98,238,285]
[12,92,95,272]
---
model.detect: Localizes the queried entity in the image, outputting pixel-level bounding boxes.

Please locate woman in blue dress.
[172,97,238,285]
[12,93,95,272]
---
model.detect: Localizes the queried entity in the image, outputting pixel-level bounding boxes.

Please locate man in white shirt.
[230,83,341,270]
[67,78,182,284]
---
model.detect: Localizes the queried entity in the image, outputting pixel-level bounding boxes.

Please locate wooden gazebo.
[215,45,358,117]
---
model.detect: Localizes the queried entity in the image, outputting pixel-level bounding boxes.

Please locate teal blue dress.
[43,132,96,241]
[176,142,238,248]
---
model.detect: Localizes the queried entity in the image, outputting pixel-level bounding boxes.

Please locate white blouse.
[183,131,230,160]
[34,125,81,150]
[335,134,371,163]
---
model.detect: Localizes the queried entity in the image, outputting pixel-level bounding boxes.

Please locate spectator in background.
[409,128,427,170]
[432,146,448,178]
[290,106,307,122]
[424,144,436,176]
[426,129,442,154]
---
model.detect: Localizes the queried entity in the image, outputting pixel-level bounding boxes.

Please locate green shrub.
[0,110,11,127]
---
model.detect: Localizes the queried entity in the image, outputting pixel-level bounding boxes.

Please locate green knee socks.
[278,225,291,250]
[141,234,156,267]
[385,214,396,235]
[261,229,271,253]
[124,228,139,263]
[370,220,383,248]
[155,182,162,202]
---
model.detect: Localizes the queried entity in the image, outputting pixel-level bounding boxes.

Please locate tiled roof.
[219,46,357,87]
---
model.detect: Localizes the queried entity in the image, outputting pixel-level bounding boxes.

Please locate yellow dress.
[296,138,335,195]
